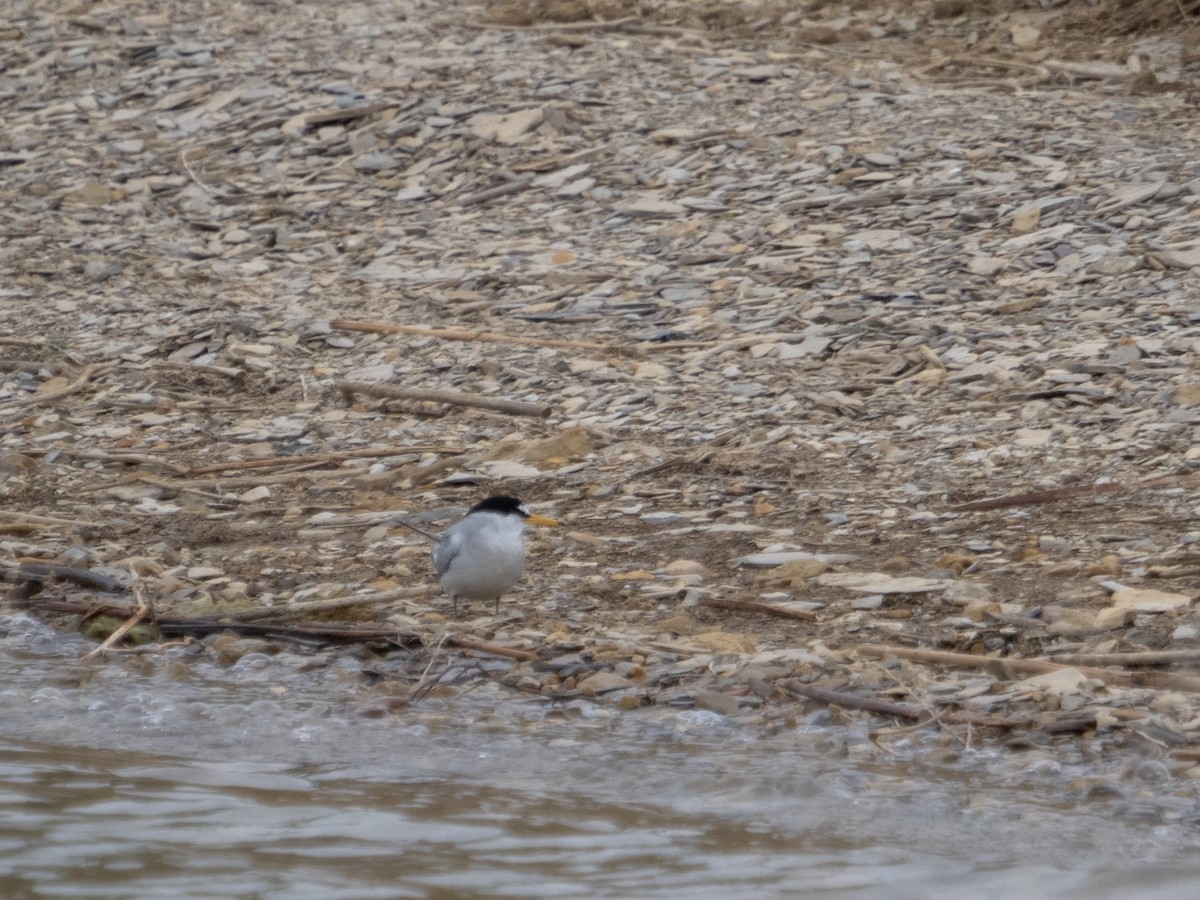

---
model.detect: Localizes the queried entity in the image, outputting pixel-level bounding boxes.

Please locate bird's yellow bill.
[528,514,558,527]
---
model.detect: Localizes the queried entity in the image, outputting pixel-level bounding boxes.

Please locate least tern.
[429,496,557,615]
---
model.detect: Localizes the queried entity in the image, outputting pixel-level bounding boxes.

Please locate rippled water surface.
[3,614,1200,898]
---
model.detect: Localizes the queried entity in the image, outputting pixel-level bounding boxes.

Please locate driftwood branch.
[468,15,639,32]
[698,595,817,621]
[449,635,538,661]
[1044,649,1200,668]
[0,510,108,529]
[184,444,461,476]
[23,595,424,647]
[82,580,149,660]
[54,447,192,475]
[857,643,1200,693]
[337,380,551,418]
[330,318,615,352]
[20,595,536,662]
[457,174,533,208]
[952,473,1195,513]
[781,679,923,720]
[3,563,130,592]
[0,362,116,411]
[229,586,433,621]
[303,102,391,128]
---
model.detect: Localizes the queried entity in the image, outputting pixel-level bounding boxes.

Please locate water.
[3,614,1200,898]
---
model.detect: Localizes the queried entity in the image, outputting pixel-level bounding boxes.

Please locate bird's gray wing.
[431,528,462,577]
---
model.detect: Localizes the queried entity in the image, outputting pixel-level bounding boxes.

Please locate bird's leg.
[494,596,500,615]
[452,594,459,616]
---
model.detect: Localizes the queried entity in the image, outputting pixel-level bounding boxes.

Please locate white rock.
[1111,589,1194,613]
[817,572,951,594]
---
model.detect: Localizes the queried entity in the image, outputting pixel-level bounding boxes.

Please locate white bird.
[422,496,557,615]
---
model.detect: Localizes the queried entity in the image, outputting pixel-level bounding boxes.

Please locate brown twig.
[53,447,191,475]
[302,102,391,127]
[21,595,538,661]
[0,510,107,529]
[467,15,639,32]
[148,360,243,380]
[857,643,1200,692]
[698,595,817,621]
[781,679,923,720]
[82,579,149,660]
[951,473,1193,513]
[25,594,425,647]
[330,318,615,352]
[184,445,460,476]
[448,635,538,661]
[410,633,452,701]
[4,563,129,592]
[0,362,116,411]
[457,174,533,208]
[229,586,433,621]
[952,482,1125,512]
[337,380,551,419]
[1043,649,1200,668]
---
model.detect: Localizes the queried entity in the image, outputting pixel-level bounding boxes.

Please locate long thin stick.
[330,318,614,352]
[230,586,433,621]
[337,380,551,418]
[953,473,1194,512]
[1044,649,1200,668]
[449,635,538,661]
[4,564,129,591]
[82,580,149,660]
[184,444,460,476]
[698,595,817,621]
[457,174,532,208]
[781,680,923,720]
[394,519,440,542]
[857,643,1200,692]
[0,511,107,528]
[55,447,191,475]
[468,15,639,32]
[0,362,116,411]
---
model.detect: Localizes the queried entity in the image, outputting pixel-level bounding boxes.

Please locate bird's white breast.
[437,511,527,600]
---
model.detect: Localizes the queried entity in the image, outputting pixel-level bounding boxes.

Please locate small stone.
[692,630,756,654]
[1013,667,1089,697]
[1111,589,1193,613]
[1086,555,1122,577]
[624,198,687,218]
[937,551,976,574]
[771,558,829,583]
[577,671,632,695]
[1011,206,1041,233]
[186,566,225,580]
[817,572,950,594]
[634,361,670,379]
[695,690,740,716]
[1172,624,1200,642]
[658,614,701,635]
[353,153,399,171]
[664,559,711,578]
[740,551,826,567]
[851,594,884,610]
[1094,607,1135,630]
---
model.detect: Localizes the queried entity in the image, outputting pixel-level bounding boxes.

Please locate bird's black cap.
[468,495,529,517]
